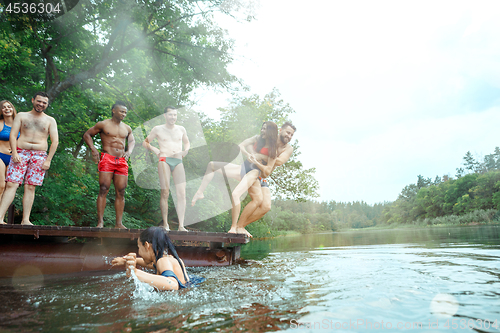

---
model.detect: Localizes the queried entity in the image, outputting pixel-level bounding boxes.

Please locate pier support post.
[232,246,241,261]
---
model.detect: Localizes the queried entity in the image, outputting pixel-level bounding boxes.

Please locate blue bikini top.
[160,270,187,289]
[0,123,20,141]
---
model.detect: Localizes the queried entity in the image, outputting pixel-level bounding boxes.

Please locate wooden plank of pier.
[0,224,249,244]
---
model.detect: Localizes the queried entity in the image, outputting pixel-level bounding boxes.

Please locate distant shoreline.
[340,221,500,232]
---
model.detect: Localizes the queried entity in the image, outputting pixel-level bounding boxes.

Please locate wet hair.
[281,121,296,132]
[259,121,278,159]
[111,101,127,116]
[0,100,17,120]
[32,91,49,101]
[139,227,187,281]
[164,106,176,114]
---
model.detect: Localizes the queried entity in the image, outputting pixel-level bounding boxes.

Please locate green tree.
[463,151,478,173]
[381,147,500,226]
[1,0,245,102]
[0,0,256,227]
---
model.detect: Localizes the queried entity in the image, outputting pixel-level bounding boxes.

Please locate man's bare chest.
[22,118,50,133]
[103,125,129,139]
[157,129,183,144]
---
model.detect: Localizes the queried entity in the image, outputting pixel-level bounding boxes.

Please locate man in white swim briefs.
[143,106,190,231]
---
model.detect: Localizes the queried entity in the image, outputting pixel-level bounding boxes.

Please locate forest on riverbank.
[379,149,500,226]
[1,0,318,229]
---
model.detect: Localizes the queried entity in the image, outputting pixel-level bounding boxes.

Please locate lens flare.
[12,265,44,291]
[430,293,459,317]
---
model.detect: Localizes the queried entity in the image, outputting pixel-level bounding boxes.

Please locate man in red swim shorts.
[83,101,135,229]
[0,92,59,225]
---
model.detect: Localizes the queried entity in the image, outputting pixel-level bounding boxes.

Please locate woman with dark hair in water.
[112,227,201,290]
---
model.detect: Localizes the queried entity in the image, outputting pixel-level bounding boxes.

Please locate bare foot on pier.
[237,227,252,237]
[178,226,188,232]
[191,192,204,206]
[96,222,104,228]
[228,227,237,234]
[161,223,170,231]
[115,222,127,229]
[0,221,6,225]
[21,221,33,226]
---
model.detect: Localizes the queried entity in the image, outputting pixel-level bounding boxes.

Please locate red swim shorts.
[98,152,128,176]
[6,148,47,186]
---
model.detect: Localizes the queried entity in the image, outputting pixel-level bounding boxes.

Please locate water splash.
[129,269,164,302]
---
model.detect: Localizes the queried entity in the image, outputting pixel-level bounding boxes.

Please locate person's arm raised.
[112,253,151,269]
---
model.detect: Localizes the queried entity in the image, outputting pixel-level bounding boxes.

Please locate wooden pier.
[0,224,248,243]
[0,224,249,278]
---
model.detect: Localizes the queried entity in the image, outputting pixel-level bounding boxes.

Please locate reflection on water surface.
[0,226,499,332]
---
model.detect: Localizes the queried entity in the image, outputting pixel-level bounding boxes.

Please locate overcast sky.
[189,0,500,204]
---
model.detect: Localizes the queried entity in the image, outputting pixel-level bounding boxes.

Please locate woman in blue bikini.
[112,227,194,290]
[0,100,19,201]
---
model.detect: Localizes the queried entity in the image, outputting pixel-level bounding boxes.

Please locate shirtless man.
[143,106,190,231]
[236,122,296,236]
[83,101,135,229]
[0,92,59,225]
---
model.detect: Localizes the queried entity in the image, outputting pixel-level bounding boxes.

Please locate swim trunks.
[98,152,128,176]
[159,157,182,172]
[240,159,261,179]
[0,152,11,166]
[6,148,47,186]
[259,177,269,188]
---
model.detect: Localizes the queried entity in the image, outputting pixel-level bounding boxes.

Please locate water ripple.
[0,227,499,332]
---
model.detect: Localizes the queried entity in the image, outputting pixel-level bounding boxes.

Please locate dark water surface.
[1,226,499,332]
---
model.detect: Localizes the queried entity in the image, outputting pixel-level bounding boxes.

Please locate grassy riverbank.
[340,209,500,231]
[247,209,500,239]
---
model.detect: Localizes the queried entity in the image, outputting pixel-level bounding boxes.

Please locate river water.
[0,226,499,332]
